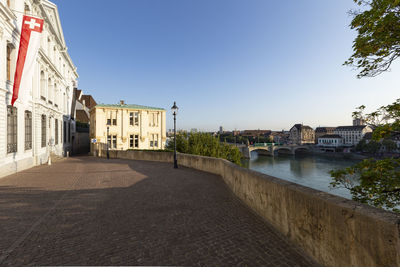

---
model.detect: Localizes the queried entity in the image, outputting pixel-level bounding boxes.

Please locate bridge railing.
[251,143,284,147]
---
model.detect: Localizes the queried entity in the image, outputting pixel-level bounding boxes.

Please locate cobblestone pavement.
[0,156,319,266]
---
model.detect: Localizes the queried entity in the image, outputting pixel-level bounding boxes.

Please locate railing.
[25,141,32,150]
[251,143,283,147]
[7,143,17,153]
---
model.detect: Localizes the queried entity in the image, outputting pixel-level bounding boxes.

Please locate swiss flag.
[11,15,44,106]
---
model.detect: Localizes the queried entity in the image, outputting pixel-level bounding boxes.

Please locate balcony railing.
[7,143,17,153]
[25,141,32,150]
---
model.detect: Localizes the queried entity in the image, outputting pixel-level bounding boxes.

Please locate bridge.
[242,143,311,158]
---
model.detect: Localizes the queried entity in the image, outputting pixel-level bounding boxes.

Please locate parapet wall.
[98,150,400,267]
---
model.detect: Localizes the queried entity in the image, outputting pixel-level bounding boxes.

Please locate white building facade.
[90,102,167,152]
[334,125,372,146]
[317,134,344,147]
[289,124,315,145]
[0,0,78,177]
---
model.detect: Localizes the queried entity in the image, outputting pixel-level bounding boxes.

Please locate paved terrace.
[0,156,318,266]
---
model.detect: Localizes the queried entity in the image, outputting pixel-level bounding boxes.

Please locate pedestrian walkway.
[0,156,318,266]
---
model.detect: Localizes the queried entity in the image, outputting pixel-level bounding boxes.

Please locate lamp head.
[171,101,178,116]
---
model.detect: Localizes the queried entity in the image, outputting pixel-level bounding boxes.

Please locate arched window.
[48,78,53,104]
[53,46,56,62]
[41,114,46,147]
[7,106,17,153]
[40,71,46,100]
[25,111,32,150]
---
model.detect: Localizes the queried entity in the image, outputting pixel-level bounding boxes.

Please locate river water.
[245,152,361,199]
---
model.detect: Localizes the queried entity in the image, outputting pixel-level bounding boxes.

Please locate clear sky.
[52,0,400,131]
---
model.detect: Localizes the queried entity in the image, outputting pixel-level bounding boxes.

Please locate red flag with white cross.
[11,15,44,106]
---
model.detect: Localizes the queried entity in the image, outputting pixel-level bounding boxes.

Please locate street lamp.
[106,121,110,160]
[171,101,178,169]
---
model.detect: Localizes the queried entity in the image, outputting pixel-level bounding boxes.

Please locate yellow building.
[90,101,166,152]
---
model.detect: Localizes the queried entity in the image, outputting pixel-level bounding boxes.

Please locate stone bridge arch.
[250,148,273,157]
[244,144,312,158]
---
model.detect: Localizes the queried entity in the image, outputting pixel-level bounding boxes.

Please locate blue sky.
[53,0,400,131]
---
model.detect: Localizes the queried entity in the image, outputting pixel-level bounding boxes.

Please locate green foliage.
[353,99,400,140]
[355,139,367,151]
[382,139,398,152]
[354,139,382,154]
[344,0,400,78]
[332,99,400,212]
[341,1,400,210]
[166,132,243,165]
[365,140,382,154]
[330,158,400,212]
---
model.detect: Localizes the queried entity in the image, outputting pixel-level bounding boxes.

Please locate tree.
[355,139,367,151]
[331,158,400,212]
[331,99,400,212]
[344,0,400,78]
[364,140,381,154]
[335,1,400,212]
[166,132,242,166]
[382,139,398,152]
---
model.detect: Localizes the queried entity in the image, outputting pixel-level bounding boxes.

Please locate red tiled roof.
[80,95,97,109]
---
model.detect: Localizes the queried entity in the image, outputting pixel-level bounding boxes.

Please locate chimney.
[120,100,125,105]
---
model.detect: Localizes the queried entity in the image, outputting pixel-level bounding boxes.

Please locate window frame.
[134,134,139,148]
[112,135,117,149]
[7,106,17,153]
[129,112,133,126]
[41,114,46,147]
[130,134,134,148]
[55,118,58,145]
[134,112,139,126]
[25,110,32,150]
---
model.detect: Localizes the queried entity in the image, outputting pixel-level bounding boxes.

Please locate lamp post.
[106,123,110,160]
[171,101,178,169]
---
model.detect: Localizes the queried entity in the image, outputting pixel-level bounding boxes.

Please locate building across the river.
[289,124,315,145]
[334,125,372,146]
[315,127,336,144]
[317,134,343,147]
[90,101,166,152]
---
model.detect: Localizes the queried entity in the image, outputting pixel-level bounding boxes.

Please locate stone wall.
[98,150,400,267]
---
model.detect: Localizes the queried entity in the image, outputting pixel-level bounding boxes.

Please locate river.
[244,152,361,199]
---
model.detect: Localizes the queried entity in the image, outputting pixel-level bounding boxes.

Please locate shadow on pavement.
[0,156,319,266]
